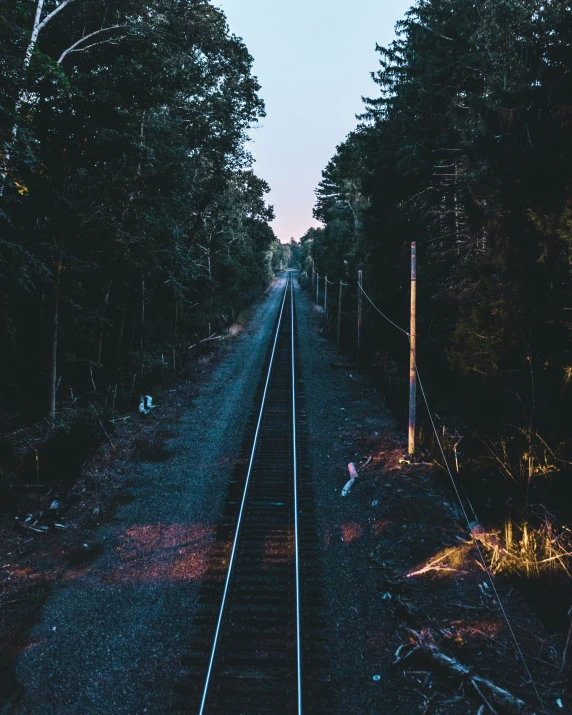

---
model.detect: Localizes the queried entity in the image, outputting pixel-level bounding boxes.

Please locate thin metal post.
[324,276,328,316]
[357,270,363,366]
[316,273,319,304]
[337,281,343,349]
[408,242,417,457]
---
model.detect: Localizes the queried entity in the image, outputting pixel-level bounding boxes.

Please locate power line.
[415,366,547,714]
[358,283,410,337]
[352,282,547,713]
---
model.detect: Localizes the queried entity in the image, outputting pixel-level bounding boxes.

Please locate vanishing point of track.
[175,273,329,714]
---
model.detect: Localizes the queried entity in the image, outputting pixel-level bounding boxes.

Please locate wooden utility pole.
[408,242,417,456]
[324,277,328,316]
[337,281,343,348]
[357,270,363,366]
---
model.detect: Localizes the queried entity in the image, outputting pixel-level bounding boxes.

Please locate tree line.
[0,0,280,422]
[307,0,572,513]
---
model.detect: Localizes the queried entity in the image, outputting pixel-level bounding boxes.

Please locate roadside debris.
[188,332,221,352]
[15,497,68,534]
[110,415,131,423]
[16,514,49,534]
[394,629,527,714]
[89,402,115,449]
[560,605,572,673]
[469,522,506,553]
[341,462,359,497]
[406,546,469,578]
[138,395,156,415]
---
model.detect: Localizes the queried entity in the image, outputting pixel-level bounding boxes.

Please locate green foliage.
[268,240,291,274]
[308,0,572,477]
[0,0,277,416]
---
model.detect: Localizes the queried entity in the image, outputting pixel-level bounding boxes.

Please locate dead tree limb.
[394,629,527,714]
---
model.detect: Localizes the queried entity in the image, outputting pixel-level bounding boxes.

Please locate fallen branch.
[470,522,506,553]
[561,605,572,672]
[406,548,464,578]
[394,629,527,714]
[89,402,115,449]
[471,679,498,714]
[10,484,51,489]
[188,333,221,351]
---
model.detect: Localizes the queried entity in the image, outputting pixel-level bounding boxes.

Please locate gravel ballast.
[2,272,567,714]
[294,275,565,714]
[11,277,287,715]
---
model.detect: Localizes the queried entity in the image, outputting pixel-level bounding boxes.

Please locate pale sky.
[215,0,413,242]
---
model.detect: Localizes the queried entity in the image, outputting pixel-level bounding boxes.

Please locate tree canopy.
[0,0,277,418]
[309,0,572,507]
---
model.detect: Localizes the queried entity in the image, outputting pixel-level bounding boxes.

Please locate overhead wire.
[415,367,547,713]
[351,279,547,714]
[358,282,410,337]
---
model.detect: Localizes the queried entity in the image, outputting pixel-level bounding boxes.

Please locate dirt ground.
[0,274,570,714]
[295,277,569,715]
[0,277,287,714]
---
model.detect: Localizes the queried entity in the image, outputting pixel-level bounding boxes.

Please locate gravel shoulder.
[2,276,287,715]
[1,273,568,715]
[294,275,566,714]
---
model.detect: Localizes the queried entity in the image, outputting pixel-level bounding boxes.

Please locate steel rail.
[291,274,303,714]
[198,275,290,715]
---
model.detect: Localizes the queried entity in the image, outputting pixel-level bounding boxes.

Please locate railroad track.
[175,273,330,713]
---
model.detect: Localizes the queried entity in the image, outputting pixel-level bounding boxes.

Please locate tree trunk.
[137,111,145,176]
[140,277,145,348]
[48,262,62,419]
[117,303,126,369]
[97,279,112,365]
[1,0,76,195]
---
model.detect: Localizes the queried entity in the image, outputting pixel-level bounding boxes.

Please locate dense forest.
[0,0,282,430]
[306,0,572,527]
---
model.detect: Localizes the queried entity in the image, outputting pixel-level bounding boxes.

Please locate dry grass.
[480,517,572,579]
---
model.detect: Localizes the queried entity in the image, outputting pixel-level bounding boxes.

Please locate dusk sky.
[215,0,413,242]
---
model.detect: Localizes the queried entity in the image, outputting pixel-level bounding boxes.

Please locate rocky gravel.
[295,274,566,714]
[0,272,568,715]
[2,277,286,714]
